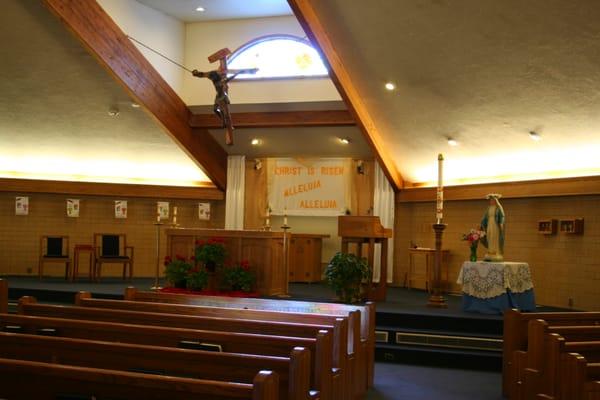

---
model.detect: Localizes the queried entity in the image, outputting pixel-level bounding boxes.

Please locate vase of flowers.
[164,255,192,288]
[195,238,226,273]
[222,260,255,292]
[462,228,486,262]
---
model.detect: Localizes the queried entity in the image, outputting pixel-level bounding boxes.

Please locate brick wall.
[394,195,600,310]
[0,192,225,278]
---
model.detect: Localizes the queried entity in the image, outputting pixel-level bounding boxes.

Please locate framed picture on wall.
[15,196,29,215]
[198,202,210,220]
[115,200,127,219]
[157,201,169,221]
[67,199,80,217]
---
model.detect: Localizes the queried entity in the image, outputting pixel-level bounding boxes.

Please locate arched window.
[227,35,328,79]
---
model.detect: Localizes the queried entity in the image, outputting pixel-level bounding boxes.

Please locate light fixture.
[384,82,396,91]
[254,159,262,170]
[251,138,261,146]
[529,131,541,141]
[131,102,140,108]
[447,138,458,146]
[338,137,350,144]
[195,6,205,12]
[107,108,119,117]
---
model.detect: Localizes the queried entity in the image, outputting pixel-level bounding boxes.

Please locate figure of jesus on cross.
[192,48,258,145]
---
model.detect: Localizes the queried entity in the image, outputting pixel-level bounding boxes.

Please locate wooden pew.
[77,291,357,400]
[0,331,312,400]
[0,279,7,314]
[503,309,600,397]
[18,297,346,398]
[0,313,333,400]
[0,357,279,400]
[528,334,600,399]
[517,320,600,399]
[561,353,600,400]
[125,287,376,390]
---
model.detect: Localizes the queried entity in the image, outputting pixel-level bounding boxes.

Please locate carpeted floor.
[368,362,503,400]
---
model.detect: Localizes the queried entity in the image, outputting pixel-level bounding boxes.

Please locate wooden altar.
[338,216,393,302]
[166,228,329,296]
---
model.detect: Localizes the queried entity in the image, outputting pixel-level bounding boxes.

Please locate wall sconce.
[357,160,365,175]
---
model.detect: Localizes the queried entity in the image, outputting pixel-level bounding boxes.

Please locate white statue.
[480,194,505,262]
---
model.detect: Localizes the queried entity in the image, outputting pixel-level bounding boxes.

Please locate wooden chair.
[93,233,133,281]
[38,236,71,280]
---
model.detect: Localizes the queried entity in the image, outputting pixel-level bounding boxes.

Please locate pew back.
[0,357,279,400]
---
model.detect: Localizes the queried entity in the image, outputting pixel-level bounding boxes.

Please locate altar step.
[374,311,503,370]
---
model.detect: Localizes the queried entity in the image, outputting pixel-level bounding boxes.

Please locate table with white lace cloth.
[456,261,533,299]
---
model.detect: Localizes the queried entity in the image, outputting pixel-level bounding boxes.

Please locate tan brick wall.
[0,192,225,278]
[394,195,600,310]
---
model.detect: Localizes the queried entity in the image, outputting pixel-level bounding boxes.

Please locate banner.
[67,199,80,217]
[268,158,351,216]
[115,200,127,219]
[15,196,29,216]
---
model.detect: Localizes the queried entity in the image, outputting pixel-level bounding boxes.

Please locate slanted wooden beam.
[190,109,355,129]
[0,178,223,200]
[288,0,404,191]
[43,0,227,191]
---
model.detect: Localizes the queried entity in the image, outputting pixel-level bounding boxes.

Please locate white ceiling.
[0,0,211,186]
[6,0,600,188]
[136,0,292,22]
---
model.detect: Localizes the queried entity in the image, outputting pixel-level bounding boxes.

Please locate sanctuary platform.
[1,276,566,371]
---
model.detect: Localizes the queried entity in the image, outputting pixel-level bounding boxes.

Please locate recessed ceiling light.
[384,82,396,91]
[131,102,140,108]
[339,137,350,144]
[529,131,541,141]
[107,108,119,117]
[251,138,261,146]
[447,138,458,146]
[195,6,205,12]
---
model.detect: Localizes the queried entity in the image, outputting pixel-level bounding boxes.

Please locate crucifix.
[191,48,258,145]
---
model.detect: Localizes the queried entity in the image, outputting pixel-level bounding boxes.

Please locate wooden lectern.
[338,216,393,302]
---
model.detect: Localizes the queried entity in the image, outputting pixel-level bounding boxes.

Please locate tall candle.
[157,211,160,223]
[436,153,444,222]
[173,206,177,216]
[283,214,288,226]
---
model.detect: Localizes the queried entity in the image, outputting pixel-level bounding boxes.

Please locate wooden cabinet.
[288,234,328,283]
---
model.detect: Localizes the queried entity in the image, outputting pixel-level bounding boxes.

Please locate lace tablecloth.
[456,261,534,299]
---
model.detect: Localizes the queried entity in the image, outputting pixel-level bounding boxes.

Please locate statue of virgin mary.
[480,194,505,262]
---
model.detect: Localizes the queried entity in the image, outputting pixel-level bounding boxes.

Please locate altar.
[456,261,536,314]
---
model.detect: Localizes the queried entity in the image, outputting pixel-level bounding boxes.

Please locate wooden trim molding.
[0,178,224,200]
[287,0,404,191]
[397,175,600,203]
[190,110,355,129]
[42,0,228,190]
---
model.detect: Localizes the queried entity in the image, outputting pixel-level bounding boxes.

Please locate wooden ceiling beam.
[0,178,223,200]
[288,0,404,191]
[190,109,356,129]
[42,0,227,191]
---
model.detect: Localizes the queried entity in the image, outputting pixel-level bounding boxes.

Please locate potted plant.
[195,238,227,272]
[222,260,255,292]
[324,252,370,303]
[164,255,192,288]
[186,266,209,291]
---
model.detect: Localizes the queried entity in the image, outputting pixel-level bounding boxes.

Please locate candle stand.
[151,221,164,290]
[279,223,291,298]
[427,222,448,308]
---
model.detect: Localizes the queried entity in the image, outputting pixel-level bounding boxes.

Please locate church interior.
[1,1,600,399]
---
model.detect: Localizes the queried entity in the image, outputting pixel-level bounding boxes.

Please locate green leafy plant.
[164,255,192,287]
[186,266,209,291]
[222,260,255,292]
[195,237,227,272]
[324,252,370,303]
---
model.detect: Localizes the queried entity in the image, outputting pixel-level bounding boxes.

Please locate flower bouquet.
[462,228,486,262]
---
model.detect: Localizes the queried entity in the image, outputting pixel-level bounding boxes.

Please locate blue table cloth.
[457,261,536,314]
